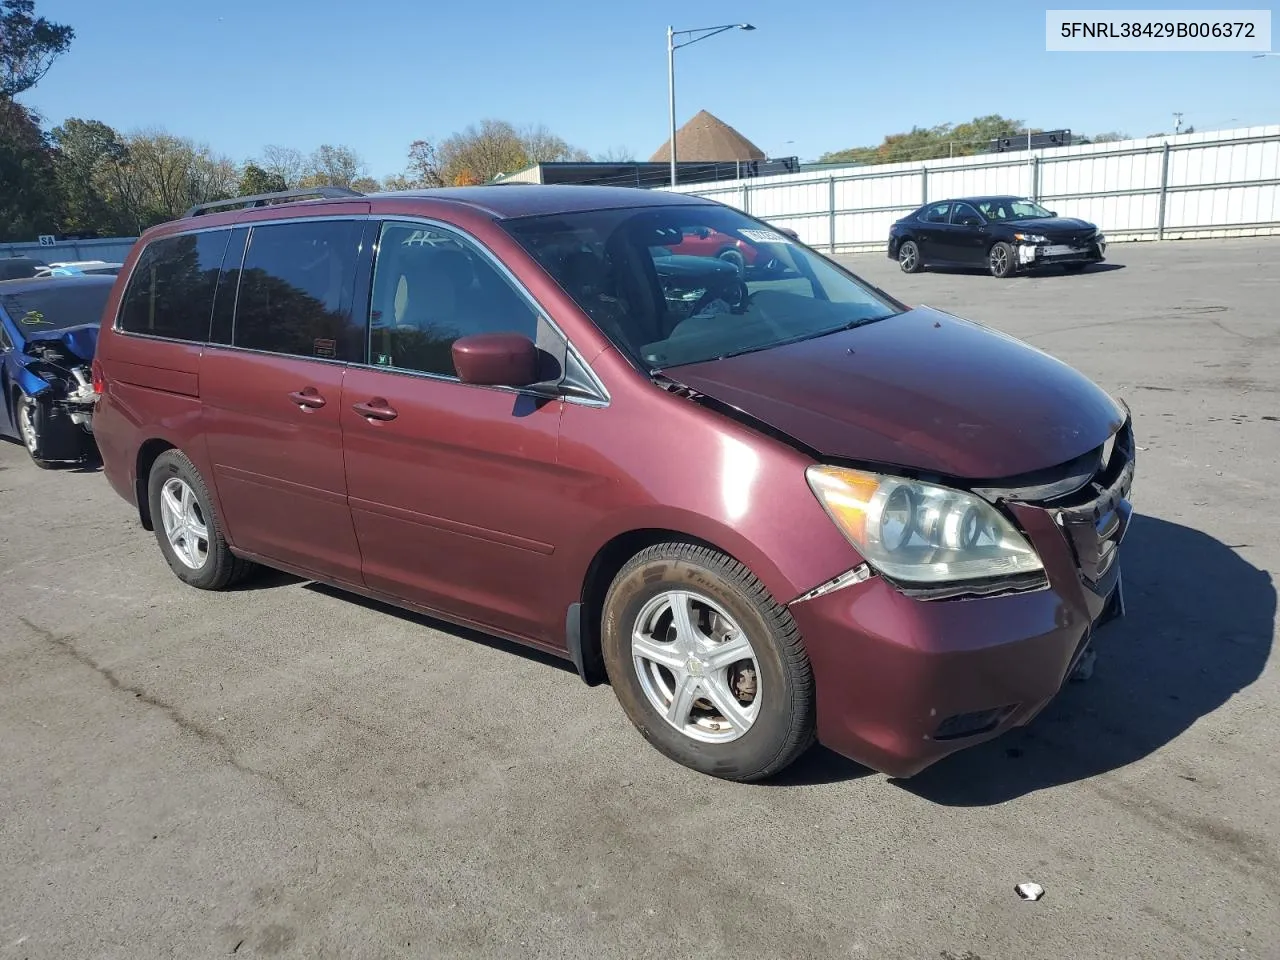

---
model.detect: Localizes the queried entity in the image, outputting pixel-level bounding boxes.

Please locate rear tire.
[147,449,255,590]
[601,542,815,782]
[989,241,1016,278]
[897,239,923,273]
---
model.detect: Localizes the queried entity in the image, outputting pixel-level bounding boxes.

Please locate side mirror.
[1046,210,1058,217]
[452,333,539,387]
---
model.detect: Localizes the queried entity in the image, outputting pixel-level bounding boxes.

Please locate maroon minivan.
[92,185,1133,781]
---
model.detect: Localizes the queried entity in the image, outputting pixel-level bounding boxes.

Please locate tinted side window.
[368,222,540,377]
[233,220,365,362]
[920,203,951,224]
[951,202,982,225]
[0,323,11,350]
[118,231,230,340]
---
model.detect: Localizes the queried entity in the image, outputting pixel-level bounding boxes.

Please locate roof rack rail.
[183,186,364,219]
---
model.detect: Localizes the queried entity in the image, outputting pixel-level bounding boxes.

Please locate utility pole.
[1173,112,1184,134]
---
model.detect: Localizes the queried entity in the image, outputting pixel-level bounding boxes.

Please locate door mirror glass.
[452,332,539,387]
[1046,210,1058,217]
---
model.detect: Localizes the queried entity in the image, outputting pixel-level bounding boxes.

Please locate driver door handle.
[352,398,398,422]
[289,387,326,409]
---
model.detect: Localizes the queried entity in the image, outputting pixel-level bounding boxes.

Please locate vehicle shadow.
[897,514,1274,805]
[924,262,1126,278]
[302,581,578,675]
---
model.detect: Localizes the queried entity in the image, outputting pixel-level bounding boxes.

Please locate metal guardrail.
[677,131,1280,252]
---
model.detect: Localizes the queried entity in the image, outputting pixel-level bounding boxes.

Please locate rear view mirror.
[778,227,800,240]
[452,333,539,387]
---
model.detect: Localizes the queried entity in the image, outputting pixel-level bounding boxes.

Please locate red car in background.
[663,224,792,274]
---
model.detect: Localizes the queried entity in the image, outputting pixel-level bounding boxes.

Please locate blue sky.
[19,0,1278,177]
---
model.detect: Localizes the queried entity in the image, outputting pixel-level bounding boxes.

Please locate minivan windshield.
[503,206,903,370]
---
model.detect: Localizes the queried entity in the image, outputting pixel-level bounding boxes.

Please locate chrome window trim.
[360,216,610,407]
[108,212,610,408]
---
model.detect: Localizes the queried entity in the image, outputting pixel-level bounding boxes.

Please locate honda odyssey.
[92,185,1133,781]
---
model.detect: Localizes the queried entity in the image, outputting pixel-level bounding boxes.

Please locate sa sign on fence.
[38,235,56,247]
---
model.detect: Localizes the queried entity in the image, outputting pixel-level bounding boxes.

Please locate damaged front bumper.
[1017,234,1107,268]
[16,325,99,460]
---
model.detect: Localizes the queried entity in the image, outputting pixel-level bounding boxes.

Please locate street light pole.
[668,26,677,189]
[666,23,755,188]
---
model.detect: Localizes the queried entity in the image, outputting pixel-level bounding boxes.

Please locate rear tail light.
[91,359,105,395]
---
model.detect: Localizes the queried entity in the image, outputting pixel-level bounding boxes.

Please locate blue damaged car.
[0,274,114,468]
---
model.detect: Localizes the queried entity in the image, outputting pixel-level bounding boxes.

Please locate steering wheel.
[687,277,749,319]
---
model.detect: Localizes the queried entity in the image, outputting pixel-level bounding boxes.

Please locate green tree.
[433,119,588,184]
[819,115,1038,164]
[238,163,287,196]
[0,0,74,98]
[0,98,60,240]
[349,176,379,194]
[51,117,130,235]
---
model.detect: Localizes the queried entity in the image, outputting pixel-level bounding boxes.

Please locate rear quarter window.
[117,231,231,341]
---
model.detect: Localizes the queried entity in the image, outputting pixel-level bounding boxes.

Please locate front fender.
[12,362,52,398]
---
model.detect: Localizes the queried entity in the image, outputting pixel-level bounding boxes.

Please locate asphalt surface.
[2,238,1277,960]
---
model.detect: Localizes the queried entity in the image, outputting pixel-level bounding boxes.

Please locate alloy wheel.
[17,397,38,454]
[899,243,918,271]
[990,246,1009,275]
[631,590,761,743]
[159,477,210,570]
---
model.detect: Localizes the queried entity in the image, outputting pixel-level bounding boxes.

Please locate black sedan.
[887,196,1106,278]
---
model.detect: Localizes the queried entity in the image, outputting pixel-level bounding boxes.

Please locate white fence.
[0,236,138,264]
[668,126,1280,253]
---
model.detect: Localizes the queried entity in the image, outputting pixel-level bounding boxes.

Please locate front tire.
[897,239,923,273]
[989,241,1016,278]
[147,449,255,590]
[14,392,53,469]
[601,542,815,782]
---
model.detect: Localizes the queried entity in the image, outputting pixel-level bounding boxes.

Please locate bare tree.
[406,139,444,187]
[258,144,307,188]
[594,145,637,163]
[303,143,366,188]
[522,123,588,163]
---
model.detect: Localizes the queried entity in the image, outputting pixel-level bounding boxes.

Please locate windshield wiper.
[713,315,893,361]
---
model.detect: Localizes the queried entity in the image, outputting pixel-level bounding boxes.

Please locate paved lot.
[2,238,1277,959]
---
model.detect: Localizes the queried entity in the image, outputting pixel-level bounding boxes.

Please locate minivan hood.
[667,307,1124,480]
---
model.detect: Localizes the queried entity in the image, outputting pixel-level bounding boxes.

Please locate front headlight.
[1013,233,1048,243]
[805,466,1044,585]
